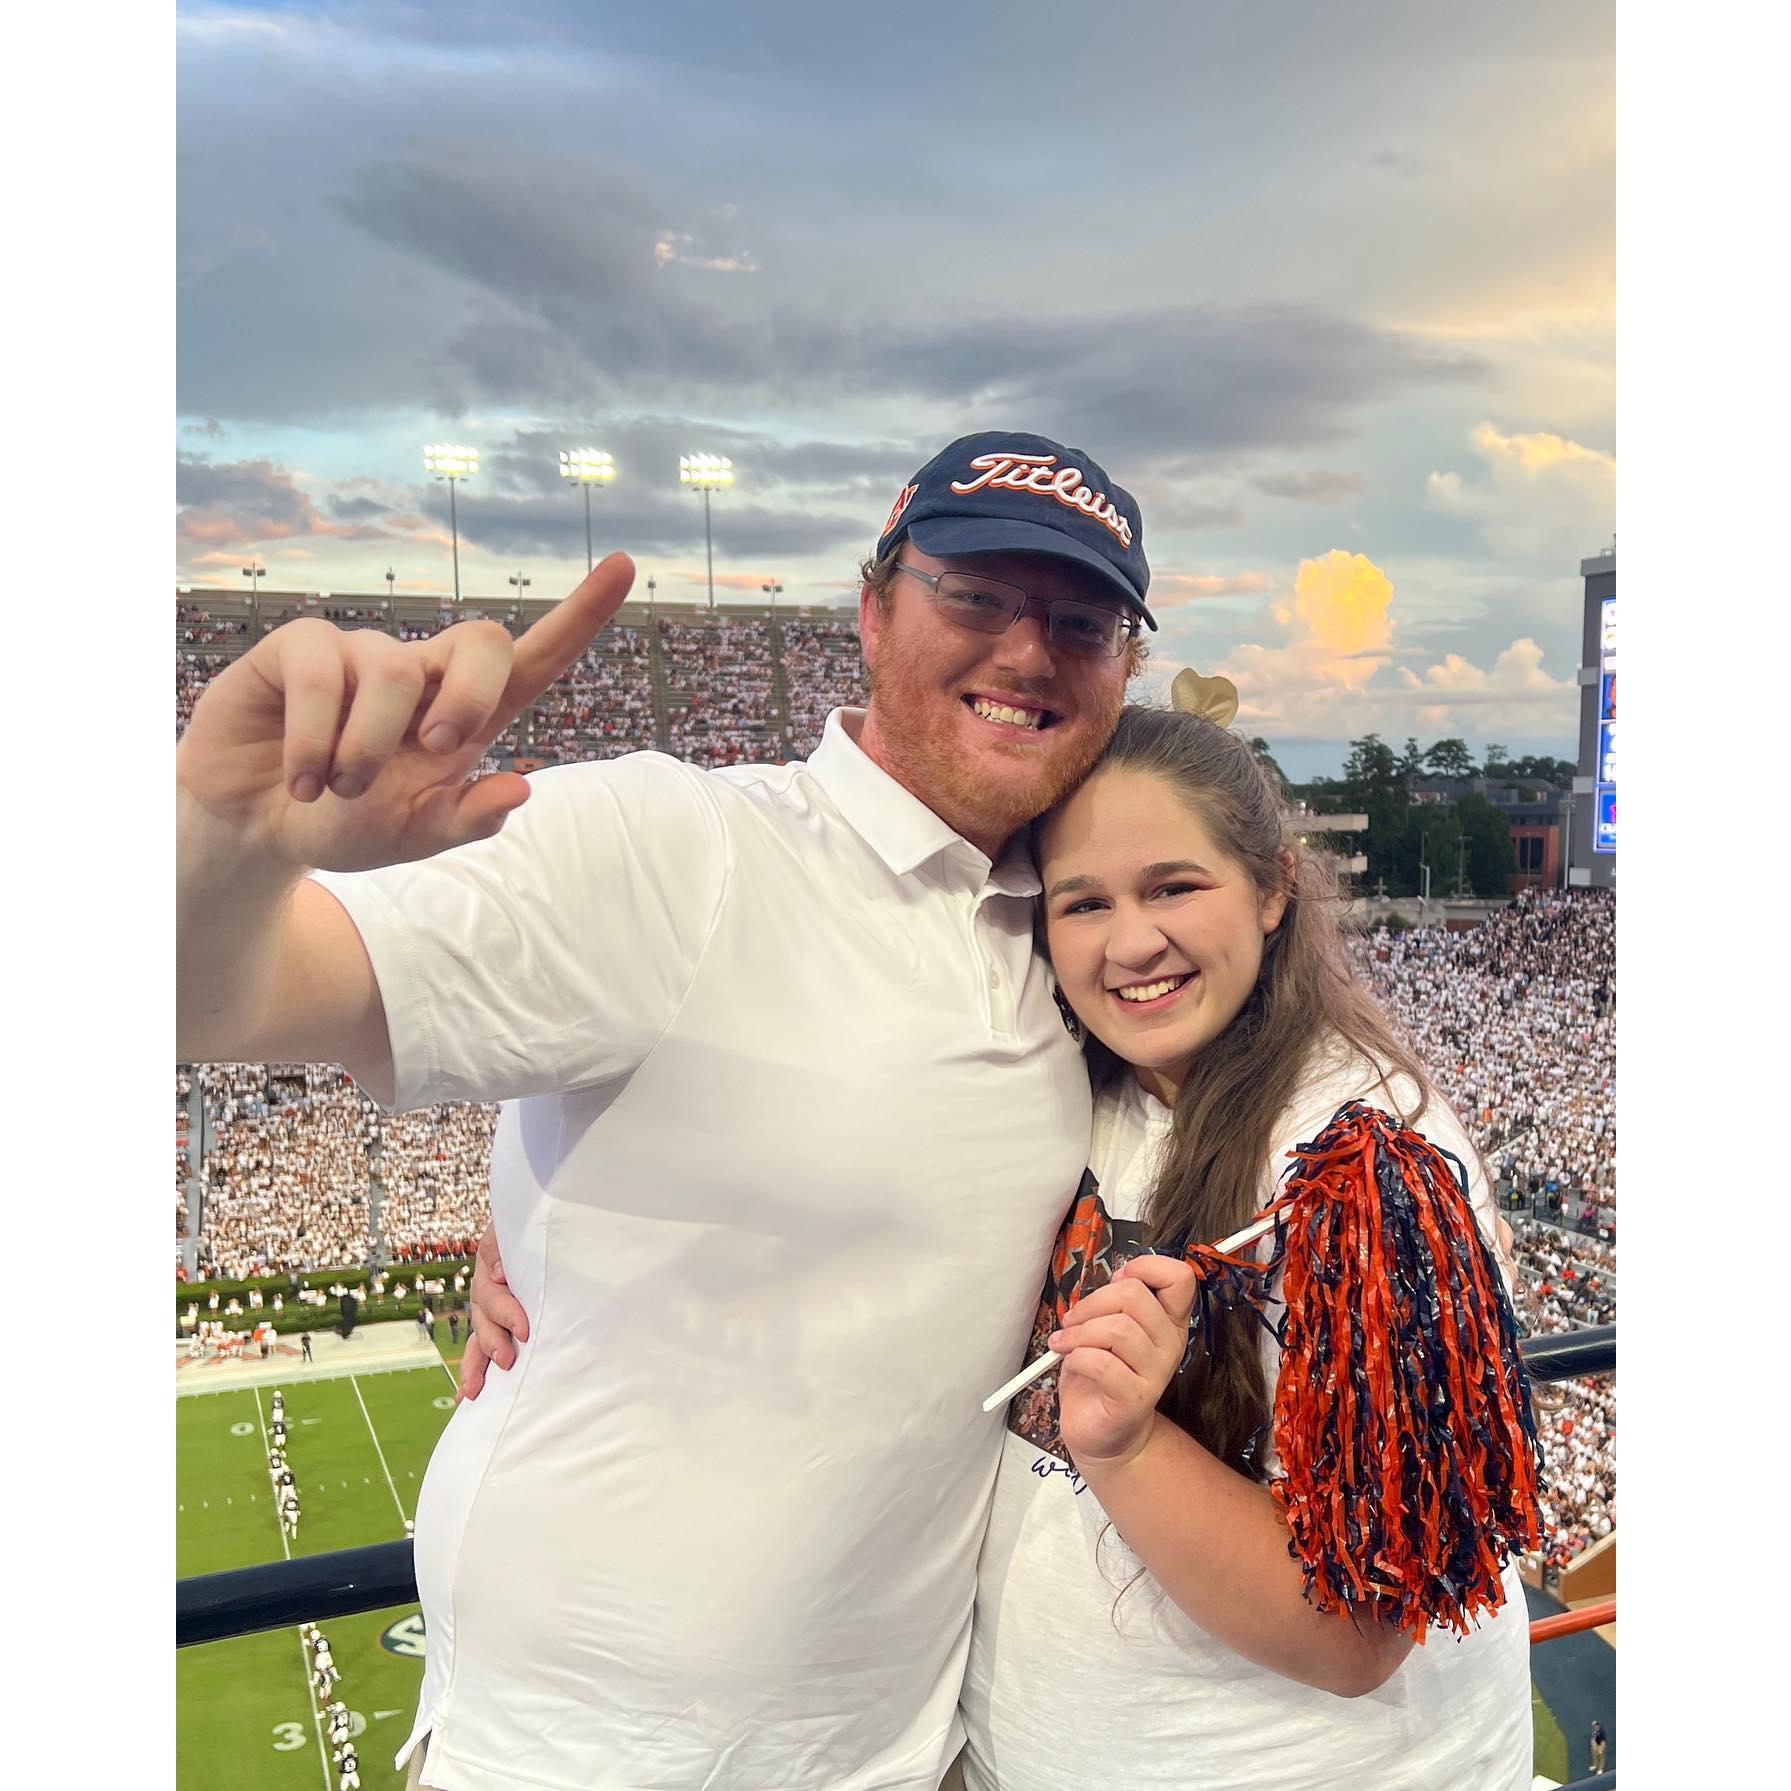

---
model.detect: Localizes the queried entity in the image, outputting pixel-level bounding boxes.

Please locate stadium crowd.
[526,626,657,763]
[176,652,225,735]
[195,1065,378,1279]
[1352,888,1617,1572]
[377,1101,500,1263]
[779,618,864,756]
[172,595,1615,1567]
[176,601,250,646]
[660,616,781,766]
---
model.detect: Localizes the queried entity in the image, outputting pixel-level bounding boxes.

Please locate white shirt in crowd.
[313,711,1091,1791]
[962,1042,1533,1791]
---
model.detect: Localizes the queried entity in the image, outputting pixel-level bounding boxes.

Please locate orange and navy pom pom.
[1184,1102,1544,1640]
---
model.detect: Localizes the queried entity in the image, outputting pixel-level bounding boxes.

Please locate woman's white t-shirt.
[961,1044,1534,1791]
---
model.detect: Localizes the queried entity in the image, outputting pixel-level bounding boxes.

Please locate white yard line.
[350,1374,411,1529]
[254,1386,334,1791]
[175,1352,447,1398]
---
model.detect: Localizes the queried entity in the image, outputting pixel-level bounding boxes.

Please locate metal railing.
[176,1326,1614,1648]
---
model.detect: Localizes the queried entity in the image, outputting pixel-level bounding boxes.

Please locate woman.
[960,704,1533,1791]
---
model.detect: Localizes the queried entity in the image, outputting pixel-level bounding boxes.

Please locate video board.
[1594,786,1616,853]
[1594,595,1616,853]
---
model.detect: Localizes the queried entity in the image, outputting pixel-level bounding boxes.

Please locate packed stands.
[525,625,656,763]
[660,615,781,767]
[377,1102,499,1264]
[194,1065,378,1280]
[172,589,1617,1566]
[177,601,250,647]
[780,617,864,756]
[1352,888,1617,1572]
[176,652,226,736]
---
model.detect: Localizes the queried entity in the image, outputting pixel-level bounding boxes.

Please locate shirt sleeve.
[311,752,732,1111]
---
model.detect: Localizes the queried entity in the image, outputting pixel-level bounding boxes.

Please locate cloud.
[1278,550,1395,667]
[653,231,760,274]
[1396,636,1570,710]
[175,146,1484,455]
[1248,469,1365,504]
[1425,420,1615,560]
[1143,495,1247,531]
[176,454,403,550]
[1167,548,1577,746]
[1148,570,1272,608]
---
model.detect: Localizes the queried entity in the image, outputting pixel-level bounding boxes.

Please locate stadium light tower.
[646,573,657,627]
[385,567,396,605]
[423,443,480,605]
[679,453,734,611]
[559,449,615,574]
[509,570,531,612]
[242,558,266,638]
[762,579,783,615]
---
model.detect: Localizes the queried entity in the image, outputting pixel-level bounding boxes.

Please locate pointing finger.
[490,553,635,733]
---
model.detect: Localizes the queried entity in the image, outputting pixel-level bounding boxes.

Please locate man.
[176,431,1154,1791]
[300,1331,313,1364]
[1589,1718,1608,1774]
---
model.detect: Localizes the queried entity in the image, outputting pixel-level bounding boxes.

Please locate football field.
[177,1334,1579,1789]
[176,1345,460,1790]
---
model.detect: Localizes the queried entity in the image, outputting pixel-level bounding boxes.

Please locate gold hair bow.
[1170,667,1239,728]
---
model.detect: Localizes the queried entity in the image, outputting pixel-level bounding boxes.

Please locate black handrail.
[178,1539,416,1646]
[176,1324,1616,1647]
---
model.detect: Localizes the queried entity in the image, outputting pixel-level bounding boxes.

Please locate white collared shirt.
[313,711,1090,1791]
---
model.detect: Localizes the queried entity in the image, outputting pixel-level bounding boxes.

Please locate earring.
[1051,982,1084,1043]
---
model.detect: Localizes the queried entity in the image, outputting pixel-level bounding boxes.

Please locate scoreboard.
[1594,597,1616,852]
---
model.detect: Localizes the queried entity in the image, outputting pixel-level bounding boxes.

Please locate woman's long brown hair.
[1041,707,1434,1479]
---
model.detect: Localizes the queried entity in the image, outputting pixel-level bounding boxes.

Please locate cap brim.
[905,515,1157,630]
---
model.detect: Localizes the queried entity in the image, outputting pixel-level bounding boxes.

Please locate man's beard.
[864,625,1127,851]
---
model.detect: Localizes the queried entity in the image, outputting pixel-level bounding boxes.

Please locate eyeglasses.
[897,562,1138,659]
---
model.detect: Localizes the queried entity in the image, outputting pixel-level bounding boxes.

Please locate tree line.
[1246,735,1574,901]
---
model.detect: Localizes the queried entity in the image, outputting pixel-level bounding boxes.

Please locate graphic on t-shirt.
[1007,1169,1151,1462]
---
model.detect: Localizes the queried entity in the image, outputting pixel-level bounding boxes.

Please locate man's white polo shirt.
[312,711,1091,1791]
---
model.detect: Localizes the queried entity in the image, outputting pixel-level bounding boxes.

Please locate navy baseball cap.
[876,430,1155,630]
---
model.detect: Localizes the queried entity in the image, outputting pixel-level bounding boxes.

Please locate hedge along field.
[176,1353,461,1790]
[176,1260,475,1337]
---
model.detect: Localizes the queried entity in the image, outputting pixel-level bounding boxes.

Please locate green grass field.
[179,1329,1572,1786]
[176,1329,465,1791]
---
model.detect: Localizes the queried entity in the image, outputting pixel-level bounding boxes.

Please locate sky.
[175,0,1615,780]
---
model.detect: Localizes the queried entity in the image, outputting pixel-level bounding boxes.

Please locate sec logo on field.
[380,1614,427,1658]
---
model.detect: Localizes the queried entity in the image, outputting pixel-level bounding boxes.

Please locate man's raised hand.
[177,554,636,873]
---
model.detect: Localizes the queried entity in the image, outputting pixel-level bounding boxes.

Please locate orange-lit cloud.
[1145,548,1575,743]
[1272,549,1395,684]
[1425,421,1615,559]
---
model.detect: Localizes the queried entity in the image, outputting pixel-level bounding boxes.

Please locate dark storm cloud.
[328,152,1485,458]
[439,482,864,566]
[1249,470,1368,503]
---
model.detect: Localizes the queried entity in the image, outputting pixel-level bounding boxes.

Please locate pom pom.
[1185,1101,1544,1640]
